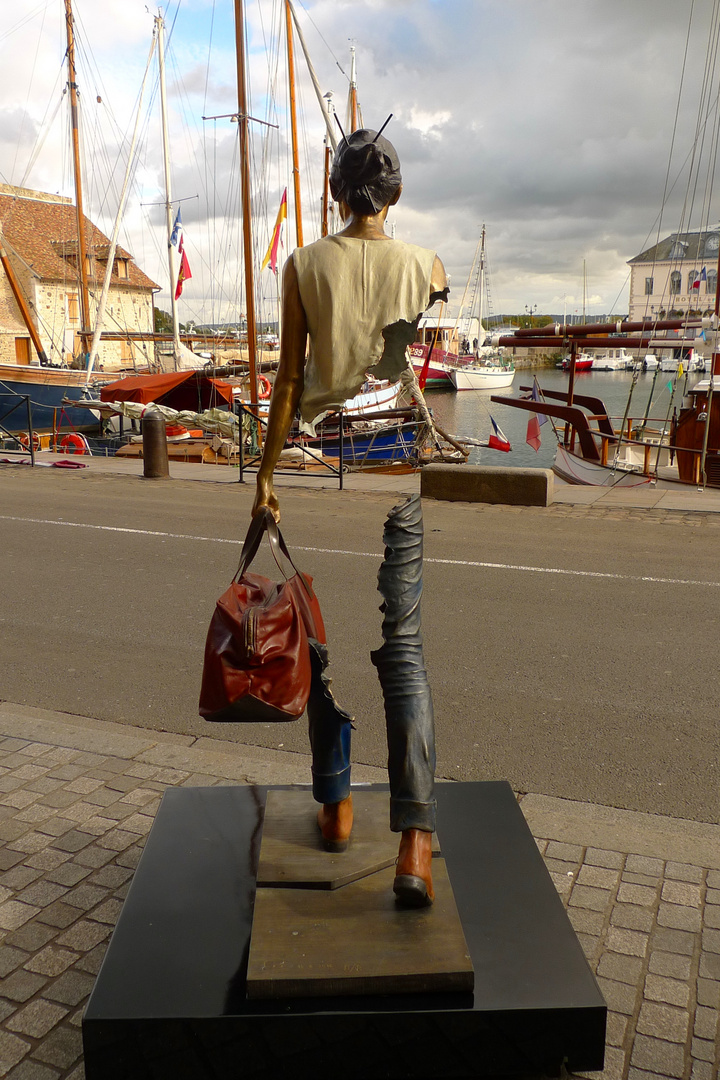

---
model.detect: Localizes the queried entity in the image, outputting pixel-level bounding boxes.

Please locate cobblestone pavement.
[0,705,717,1080]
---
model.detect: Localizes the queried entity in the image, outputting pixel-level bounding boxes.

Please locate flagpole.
[285,0,303,248]
[157,13,181,370]
[234,0,260,410]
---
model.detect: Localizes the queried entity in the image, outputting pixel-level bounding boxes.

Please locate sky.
[1,0,719,327]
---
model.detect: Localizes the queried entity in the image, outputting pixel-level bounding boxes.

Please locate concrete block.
[421,464,554,506]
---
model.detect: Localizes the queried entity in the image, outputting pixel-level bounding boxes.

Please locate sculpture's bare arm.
[252,255,307,522]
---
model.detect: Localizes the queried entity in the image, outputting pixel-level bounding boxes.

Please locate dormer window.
[670,241,687,259]
[114,258,129,279]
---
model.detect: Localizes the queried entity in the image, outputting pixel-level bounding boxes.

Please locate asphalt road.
[1,467,718,824]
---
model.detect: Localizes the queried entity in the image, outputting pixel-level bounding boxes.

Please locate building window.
[645,277,654,295]
[708,271,717,294]
[670,271,681,295]
[66,293,80,324]
[670,241,687,259]
[114,258,129,279]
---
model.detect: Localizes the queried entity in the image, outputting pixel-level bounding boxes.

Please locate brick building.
[0,185,158,371]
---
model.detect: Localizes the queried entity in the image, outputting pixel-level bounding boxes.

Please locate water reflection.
[425,368,703,470]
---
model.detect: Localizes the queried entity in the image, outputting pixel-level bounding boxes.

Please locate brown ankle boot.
[317,794,353,852]
[393,828,434,907]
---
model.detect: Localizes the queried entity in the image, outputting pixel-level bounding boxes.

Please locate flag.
[678,361,684,377]
[261,189,288,273]
[525,378,546,451]
[526,413,541,452]
[175,235,192,299]
[170,208,192,298]
[170,208,182,248]
[488,415,511,452]
[692,266,707,290]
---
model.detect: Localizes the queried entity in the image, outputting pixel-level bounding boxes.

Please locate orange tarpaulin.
[99,371,234,412]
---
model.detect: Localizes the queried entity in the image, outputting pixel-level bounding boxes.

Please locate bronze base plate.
[257,788,439,890]
[247,789,473,999]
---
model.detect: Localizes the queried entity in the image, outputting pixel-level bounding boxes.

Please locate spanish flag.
[261,189,288,273]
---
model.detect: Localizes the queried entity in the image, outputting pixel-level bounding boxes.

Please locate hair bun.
[339,143,384,186]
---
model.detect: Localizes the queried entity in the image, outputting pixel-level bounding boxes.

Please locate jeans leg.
[307,640,353,805]
[371,494,436,833]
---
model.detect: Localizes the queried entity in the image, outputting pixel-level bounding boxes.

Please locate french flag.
[488,415,511,452]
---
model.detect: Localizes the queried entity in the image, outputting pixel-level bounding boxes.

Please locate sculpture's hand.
[252,476,280,522]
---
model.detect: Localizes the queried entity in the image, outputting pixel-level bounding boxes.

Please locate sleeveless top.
[292,235,436,429]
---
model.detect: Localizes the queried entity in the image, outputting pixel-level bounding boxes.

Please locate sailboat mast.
[234,0,259,407]
[156,13,181,366]
[284,0,303,248]
[321,140,331,236]
[478,224,485,343]
[64,0,91,361]
[349,45,358,132]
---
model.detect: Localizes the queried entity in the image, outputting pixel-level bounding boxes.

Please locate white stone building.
[628,227,720,322]
[0,185,158,371]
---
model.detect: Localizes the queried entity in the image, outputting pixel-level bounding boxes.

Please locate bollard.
[141,410,170,479]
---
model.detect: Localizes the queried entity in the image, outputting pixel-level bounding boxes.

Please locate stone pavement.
[9,449,720,515]
[0,703,717,1080]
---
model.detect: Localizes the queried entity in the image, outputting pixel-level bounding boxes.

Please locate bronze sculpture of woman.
[252,127,447,907]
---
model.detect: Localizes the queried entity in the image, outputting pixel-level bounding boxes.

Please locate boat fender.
[59,433,87,455]
[258,375,272,399]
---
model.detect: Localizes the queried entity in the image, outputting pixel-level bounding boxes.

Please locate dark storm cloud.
[291,0,716,311]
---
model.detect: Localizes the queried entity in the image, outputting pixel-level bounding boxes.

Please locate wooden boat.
[408,343,454,388]
[491,317,720,489]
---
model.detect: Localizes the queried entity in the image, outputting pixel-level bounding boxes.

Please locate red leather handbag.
[199,509,325,723]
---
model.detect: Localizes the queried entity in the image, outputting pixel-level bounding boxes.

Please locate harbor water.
[425,367,704,470]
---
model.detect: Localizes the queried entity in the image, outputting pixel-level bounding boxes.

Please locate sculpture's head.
[330,128,402,217]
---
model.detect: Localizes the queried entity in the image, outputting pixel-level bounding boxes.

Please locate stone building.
[0,185,158,371]
[628,227,720,322]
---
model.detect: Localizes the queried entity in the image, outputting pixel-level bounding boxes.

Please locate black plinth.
[82,783,606,1079]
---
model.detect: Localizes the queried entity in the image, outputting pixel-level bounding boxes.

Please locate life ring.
[59,433,87,455]
[258,375,272,400]
[18,432,40,451]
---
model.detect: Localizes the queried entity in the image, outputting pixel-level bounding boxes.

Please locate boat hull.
[450,366,515,390]
[553,445,681,488]
[0,364,110,431]
[408,344,454,388]
[303,424,418,463]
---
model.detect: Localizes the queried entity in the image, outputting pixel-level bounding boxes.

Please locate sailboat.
[446,226,515,391]
[0,0,159,436]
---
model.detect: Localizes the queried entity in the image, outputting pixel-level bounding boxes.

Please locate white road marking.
[1,513,718,589]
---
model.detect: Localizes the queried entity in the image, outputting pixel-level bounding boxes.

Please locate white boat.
[445,226,515,391]
[343,378,401,415]
[591,347,634,370]
[450,358,515,390]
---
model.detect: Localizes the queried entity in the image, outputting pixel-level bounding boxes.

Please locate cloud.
[1,0,717,322]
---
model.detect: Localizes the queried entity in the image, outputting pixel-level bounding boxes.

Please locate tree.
[154,307,173,334]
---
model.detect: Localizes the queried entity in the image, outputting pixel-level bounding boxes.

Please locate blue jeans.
[309,494,436,834]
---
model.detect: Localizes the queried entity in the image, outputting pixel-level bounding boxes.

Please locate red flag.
[175,236,192,299]
[261,189,288,274]
[526,412,541,452]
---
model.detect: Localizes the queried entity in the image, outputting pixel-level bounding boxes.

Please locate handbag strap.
[236,508,313,597]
